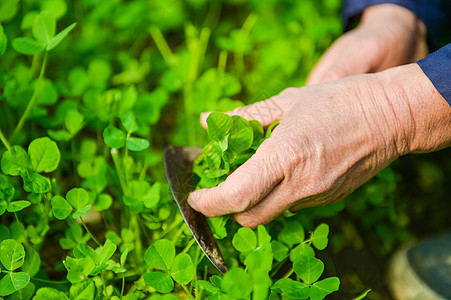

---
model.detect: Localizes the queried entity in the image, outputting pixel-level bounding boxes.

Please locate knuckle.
[227,186,251,213]
[235,213,262,229]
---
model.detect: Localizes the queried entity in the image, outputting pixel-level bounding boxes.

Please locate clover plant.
[0,0,384,299]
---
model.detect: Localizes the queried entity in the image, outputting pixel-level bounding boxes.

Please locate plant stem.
[171,221,187,244]
[111,148,128,196]
[149,26,176,65]
[216,50,227,86]
[10,52,48,143]
[0,127,11,150]
[120,273,125,299]
[80,216,102,247]
[181,237,196,254]
[101,273,109,299]
[31,277,69,284]
[13,212,29,247]
[234,13,257,74]
[282,267,294,279]
[182,285,195,300]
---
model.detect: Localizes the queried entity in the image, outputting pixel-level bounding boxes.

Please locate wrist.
[376,64,451,155]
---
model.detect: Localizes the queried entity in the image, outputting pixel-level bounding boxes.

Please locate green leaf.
[194,279,220,295]
[0,202,6,216]
[21,172,51,194]
[144,239,175,271]
[103,125,126,148]
[0,24,7,56]
[0,0,18,22]
[97,239,117,265]
[311,224,329,250]
[22,247,41,277]
[93,193,113,211]
[207,112,233,142]
[144,272,174,293]
[310,277,340,300]
[28,137,60,173]
[290,243,315,262]
[228,116,253,153]
[0,239,26,271]
[232,227,257,252]
[0,183,15,201]
[272,278,310,299]
[6,201,31,213]
[72,204,91,219]
[32,11,56,44]
[249,119,264,147]
[120,111,139,133]
[279,221,305,247]
[7,282,35,300]
[257,225,272,251]
[11,37,45,55]
[272,241,289,262]
[0,272,30,296]
[33,287,69,300]
[65,109,84,136]
[244,250,273,273]
[293,254,324,284]
[73,244,96,261]
[66,188,90,211]
[143,182,161,208]
[47,22,76,51]
[48,129,71,141]
[28,172,51,194]
[36,79,57,106]
[51,195,72,220]
[1,146,32,176]
[221,268,252,299]
[105,231,122,246]
[69,281,95,300]
[352,289,372,300]
[126,137,149,151]
[265,121,279,139]
[170,253,195,285]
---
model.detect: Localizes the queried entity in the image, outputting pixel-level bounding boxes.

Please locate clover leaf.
[144,239,175,271]
[311,224,329,250]
[232,227,257,252]
[28,137,60,173]
[144,272,174,293]
[279,221,305,247]
[0,239,25,270]
[293,254,324,285]
[309,277,340,300]
[170,253,195,285]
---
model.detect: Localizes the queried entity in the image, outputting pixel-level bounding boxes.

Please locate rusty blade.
[163,145,227,274]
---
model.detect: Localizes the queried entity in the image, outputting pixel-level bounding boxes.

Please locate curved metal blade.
[164,145,227,274]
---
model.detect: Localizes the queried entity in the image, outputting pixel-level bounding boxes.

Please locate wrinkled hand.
[307,4,427,85]
[188,64,451,228]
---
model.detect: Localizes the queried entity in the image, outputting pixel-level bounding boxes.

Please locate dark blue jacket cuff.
[343,0,447,50]
[417,44,451,106]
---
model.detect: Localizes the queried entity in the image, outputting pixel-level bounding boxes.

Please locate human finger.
[188,139,284,217]
[306,34,375,85]
[200,94,292,129]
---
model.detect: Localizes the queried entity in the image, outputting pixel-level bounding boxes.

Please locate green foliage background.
[1,0,450,299]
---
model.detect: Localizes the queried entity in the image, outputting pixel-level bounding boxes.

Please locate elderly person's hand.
[307,4,428,85]
[188,64,451,228]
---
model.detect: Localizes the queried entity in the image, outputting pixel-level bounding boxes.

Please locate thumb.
[188,138,284,217]
[200,95,291,129]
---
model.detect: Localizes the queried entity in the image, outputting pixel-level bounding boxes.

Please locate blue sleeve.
[417,44,451,106]
[343,0,448,50]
